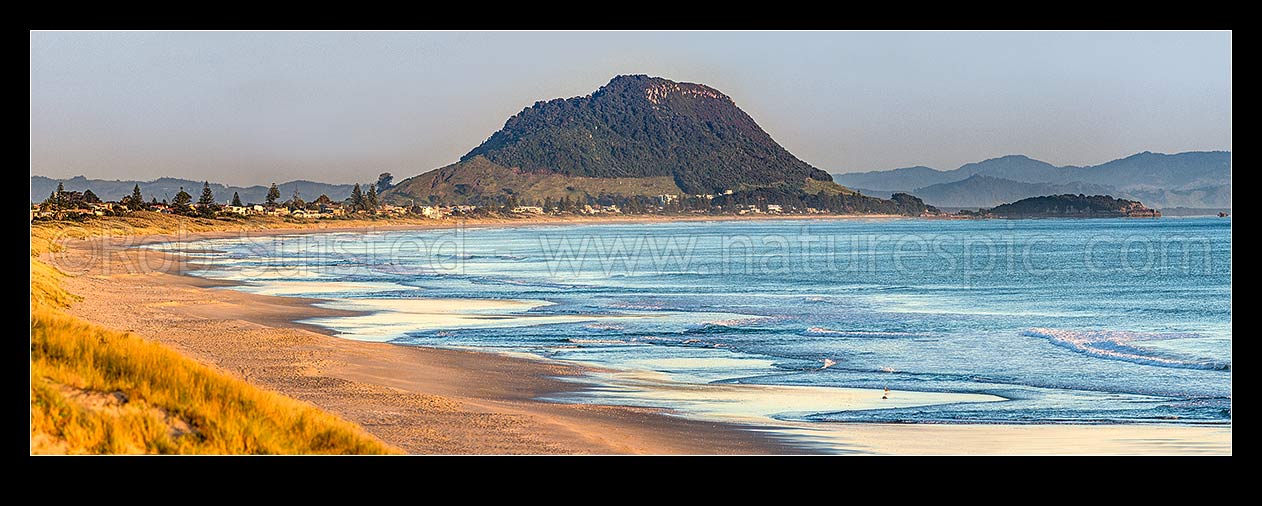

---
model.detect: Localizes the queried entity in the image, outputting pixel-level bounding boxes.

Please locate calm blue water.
[165,217,1231,425]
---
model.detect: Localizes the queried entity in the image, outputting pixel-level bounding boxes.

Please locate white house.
[420,206,444,219]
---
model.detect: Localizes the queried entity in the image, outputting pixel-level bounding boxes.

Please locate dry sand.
[46,218,1231,455]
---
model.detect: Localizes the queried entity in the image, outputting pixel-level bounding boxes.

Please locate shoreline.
[46,216,1232,454]
[53,225,811,454]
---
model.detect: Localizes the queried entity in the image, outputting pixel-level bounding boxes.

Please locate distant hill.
[909,174,1115,208]
[1076,151,1231,190]
[835,165,956,192]
[952,155,1073,183]
[833,151,1231,208]
[988,194,1159,218]
[30,176,355,204]
[386,75,850,206]
[835,155,1072,189]
[1121,184,1232,209]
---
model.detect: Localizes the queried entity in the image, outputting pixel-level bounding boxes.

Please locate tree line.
[37,170,937,220]
[440,185,937,216]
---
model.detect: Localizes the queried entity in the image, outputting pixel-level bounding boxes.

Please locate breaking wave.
[1024,328,1229,371]
[802,327,925,338]
[566,338,633,345]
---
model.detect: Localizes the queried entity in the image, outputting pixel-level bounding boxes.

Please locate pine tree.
[376,172,393,193]
[365,185,378,210]
[173,187,193,213]
[131,184,144,210]
[83,189,100,203]
[231,192,243,207]
[266,183,281,206]
[350,183,365,211]
[55,182,65,209]
[198,181,216,207]
[290,189,305,210]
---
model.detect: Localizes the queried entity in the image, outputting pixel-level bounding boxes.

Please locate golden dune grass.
[30,308,395,454]
[30,213,402,454]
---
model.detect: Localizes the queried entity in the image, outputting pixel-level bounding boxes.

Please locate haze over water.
[162,217,1231,426]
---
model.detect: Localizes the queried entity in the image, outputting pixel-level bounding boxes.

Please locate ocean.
[158,217,1232,426]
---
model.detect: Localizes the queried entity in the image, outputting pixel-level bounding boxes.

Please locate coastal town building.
[581,204,622,215]
[379,205,409,216]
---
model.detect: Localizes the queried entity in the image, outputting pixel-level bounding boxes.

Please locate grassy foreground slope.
[31,213,400,454]
[30,309,393,454]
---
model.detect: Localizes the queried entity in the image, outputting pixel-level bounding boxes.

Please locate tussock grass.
[30,260,77,309]
[30,213,402,454]
[31,308,394,454]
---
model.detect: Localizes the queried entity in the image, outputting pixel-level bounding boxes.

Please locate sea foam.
[803,327,923,338]
[1024,328,1229,371]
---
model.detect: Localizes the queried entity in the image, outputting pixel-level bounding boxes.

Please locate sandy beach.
[46,218,1232,455]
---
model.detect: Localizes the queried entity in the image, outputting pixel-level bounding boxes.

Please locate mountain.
[953,155,1073,183]
[988,194,1160,218]
[1075,151,1231,190]
[832,151,1230,208]
[836,166,956,195]
[909,174,1115,208]
[386,75,846,205]
[836,155,1068,189]
[30,176,355,205]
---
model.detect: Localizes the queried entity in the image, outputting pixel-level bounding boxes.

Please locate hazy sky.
[30,31,1231,185]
